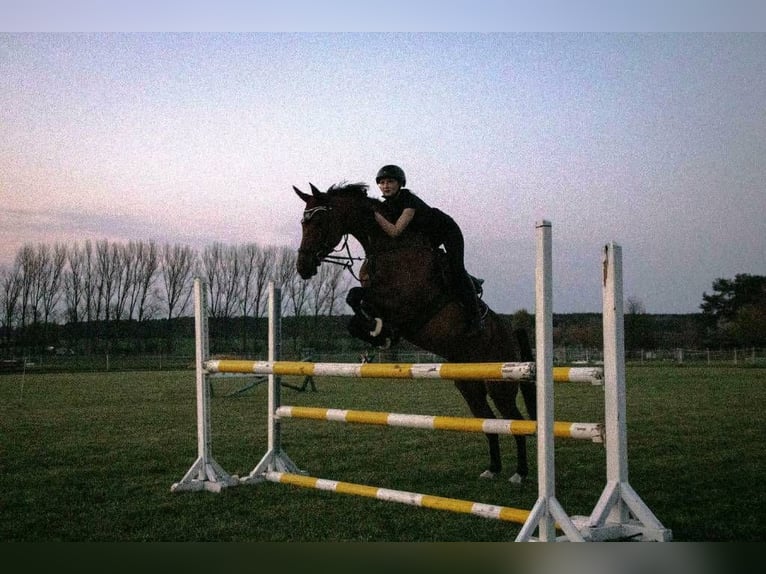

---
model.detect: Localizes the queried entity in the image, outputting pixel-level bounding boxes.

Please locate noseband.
[299,205,333,261]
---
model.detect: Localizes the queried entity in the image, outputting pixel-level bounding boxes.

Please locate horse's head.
[294,181,378,279]
[293,183,346,279]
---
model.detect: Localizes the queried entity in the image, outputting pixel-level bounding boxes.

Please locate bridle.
[299,204,365,281]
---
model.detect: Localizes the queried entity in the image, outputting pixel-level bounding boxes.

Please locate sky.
[1,2,765,315]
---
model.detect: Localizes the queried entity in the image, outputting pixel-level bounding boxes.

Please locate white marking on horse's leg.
[479,469,497,479]
[369,318,383,337]
[509,473,524,484]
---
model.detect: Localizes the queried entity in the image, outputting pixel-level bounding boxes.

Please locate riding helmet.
[376,165,406,187]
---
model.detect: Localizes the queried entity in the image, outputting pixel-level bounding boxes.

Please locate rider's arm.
[375,208,415,238]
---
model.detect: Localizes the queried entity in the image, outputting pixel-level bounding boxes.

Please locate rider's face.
[377,178,401,198]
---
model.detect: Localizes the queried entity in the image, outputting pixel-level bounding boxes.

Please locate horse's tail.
[514,328,534,362]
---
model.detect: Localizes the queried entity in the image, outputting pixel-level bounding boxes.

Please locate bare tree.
[273,247,298,316]
[29,246,45,324]
[112,242,134,320]
[40,243,67,325]
[1,263,22,345]
[108,240,160,321]
[322,264,350,316]
[237,243,275,352]
[308,265,332,318]
[202,242,241,319]
[26,245,45,325]
[253,246,277,318]
[15,244,37,328]
[92,240,110,320]
[308,264,350,318]
[626,296,646,315]
[5,243,66,349]
[64,243,85,324]
[63,238,159,348]
[238,243,261,318]
[133,240,159,321]
[95,240,128,321]
[81,240,97,322]
[161,243,197,320]
[286,271,310,319]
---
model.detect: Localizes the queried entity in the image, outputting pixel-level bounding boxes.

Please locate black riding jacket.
[380,188,466,271]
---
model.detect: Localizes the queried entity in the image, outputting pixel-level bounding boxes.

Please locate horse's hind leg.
[519,380,537,421]
[454,380,502,478]
[487,381,530,484]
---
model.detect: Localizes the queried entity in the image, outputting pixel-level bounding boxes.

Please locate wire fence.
[557,346,766,366]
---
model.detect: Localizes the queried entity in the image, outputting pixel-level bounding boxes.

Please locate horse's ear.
[293,185,311,203]
[309,183,322,197]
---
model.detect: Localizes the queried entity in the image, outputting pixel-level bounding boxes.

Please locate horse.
[293,181,536,483]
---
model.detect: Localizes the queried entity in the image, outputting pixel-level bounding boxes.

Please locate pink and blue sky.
[2,2,765,313]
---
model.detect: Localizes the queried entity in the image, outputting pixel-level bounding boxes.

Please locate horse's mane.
[327,181,369,197]
[327,181,382,209]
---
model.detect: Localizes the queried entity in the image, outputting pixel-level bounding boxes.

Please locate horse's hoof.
[479,469,498,479]
[509,473,524,484]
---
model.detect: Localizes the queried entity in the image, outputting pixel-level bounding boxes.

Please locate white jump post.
[516,220,584,542]
[241,283,302,483]
[170,279,238,492]
[579,242,672,541]
[171,222,670,542]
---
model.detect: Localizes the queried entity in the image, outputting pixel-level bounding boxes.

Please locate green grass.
[0,366,763,541]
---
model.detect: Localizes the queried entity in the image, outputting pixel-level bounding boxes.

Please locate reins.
[301,202,367,282]
[320,235,365,282]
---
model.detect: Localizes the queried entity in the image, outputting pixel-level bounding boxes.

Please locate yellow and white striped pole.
[275,406,604,442]
[265,471,533,525]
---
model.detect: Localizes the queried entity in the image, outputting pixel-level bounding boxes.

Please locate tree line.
[2,239,764,358]
[0,239,353,355]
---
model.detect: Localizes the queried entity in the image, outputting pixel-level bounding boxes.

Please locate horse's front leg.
[454,379,502,478]
[345,287,397,348]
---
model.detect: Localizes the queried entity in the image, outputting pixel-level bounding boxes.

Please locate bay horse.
[293,182,536,482]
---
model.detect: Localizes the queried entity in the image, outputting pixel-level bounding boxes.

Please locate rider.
[372,164,484,335]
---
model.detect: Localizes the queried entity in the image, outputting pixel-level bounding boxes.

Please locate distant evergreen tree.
[701,274,766,346]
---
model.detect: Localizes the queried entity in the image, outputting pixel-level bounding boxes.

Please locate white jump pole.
[170,279,237,492]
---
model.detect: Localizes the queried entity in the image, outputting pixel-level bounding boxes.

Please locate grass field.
[0,365,763,542]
